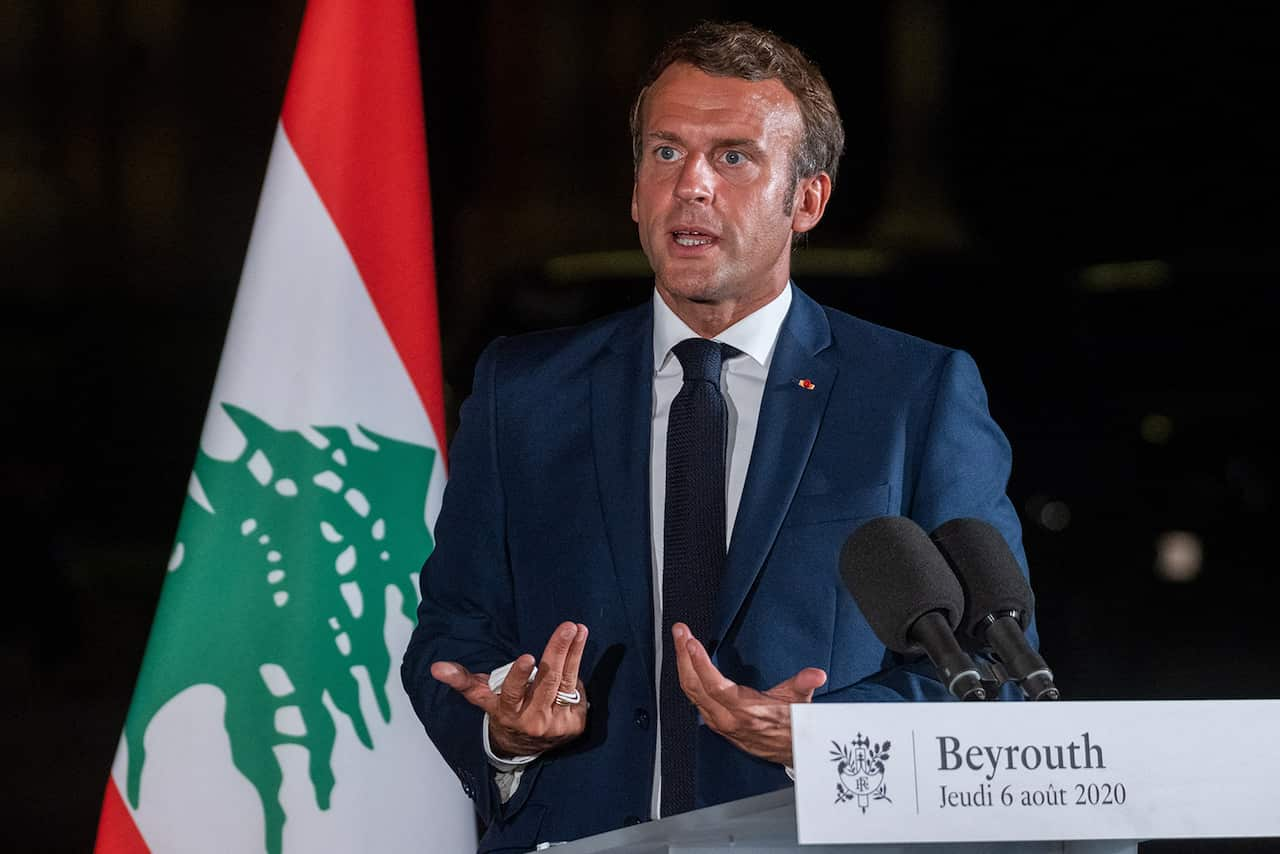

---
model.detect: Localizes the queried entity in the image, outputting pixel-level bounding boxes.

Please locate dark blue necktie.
[661,337,732,817]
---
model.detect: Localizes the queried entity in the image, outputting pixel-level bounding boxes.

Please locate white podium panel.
[792,699,1280,846]
[551,788,1134,853]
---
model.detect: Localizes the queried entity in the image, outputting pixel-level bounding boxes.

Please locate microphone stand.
[970,645,1060,701]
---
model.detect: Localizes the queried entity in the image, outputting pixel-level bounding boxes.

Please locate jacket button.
[633,708,650,729]
[623,815,642,826]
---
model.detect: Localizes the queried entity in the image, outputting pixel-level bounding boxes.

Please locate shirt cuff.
[483,659,542,772]
[483,660,543,803]
[483,713,541,771]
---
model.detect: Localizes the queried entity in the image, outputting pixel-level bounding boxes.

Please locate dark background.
[4,2,1277,851]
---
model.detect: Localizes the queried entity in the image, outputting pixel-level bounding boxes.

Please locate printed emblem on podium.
[831,734,893,812]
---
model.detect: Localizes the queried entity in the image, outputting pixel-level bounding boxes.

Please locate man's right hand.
[430,621,589,758]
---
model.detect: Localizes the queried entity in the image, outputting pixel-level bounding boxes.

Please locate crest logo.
[830,733,892,812]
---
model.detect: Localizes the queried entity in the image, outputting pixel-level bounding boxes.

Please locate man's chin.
[656,277,727,307]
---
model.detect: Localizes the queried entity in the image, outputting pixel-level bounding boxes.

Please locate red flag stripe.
[93,777,151,854]
[280,0,447,460]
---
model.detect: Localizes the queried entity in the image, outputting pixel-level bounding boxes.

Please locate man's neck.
[656,285,787,338]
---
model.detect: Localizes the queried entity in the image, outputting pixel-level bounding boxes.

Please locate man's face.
[631,63,824,320]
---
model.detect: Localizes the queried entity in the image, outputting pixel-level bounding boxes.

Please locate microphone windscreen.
[839,515,965,655]
[930,517,1033,637]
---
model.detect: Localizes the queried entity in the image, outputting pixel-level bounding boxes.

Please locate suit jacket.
[402,286,1034,852]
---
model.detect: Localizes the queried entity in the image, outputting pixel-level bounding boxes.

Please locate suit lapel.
[715,290,837,643]
[591,306,656,677]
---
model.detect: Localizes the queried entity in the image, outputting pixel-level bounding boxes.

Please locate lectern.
[552,699,1280,853]
[551,788,1137,853]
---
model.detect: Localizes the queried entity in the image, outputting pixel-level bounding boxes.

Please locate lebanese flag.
[93,2,475,852]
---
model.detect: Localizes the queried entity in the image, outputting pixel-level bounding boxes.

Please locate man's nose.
[673,155,714,204]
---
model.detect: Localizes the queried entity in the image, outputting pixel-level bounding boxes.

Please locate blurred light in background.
[1154,530,1204,583]
[1078,259,1171,292]
[545,250,652,283]
[789,248,896,278]
[1140,413,1174,445]
[1038,500,1072,532]
[1026,494,1072,532]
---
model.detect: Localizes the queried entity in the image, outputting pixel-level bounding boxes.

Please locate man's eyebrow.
[714,137,763,153]
[645,130,764,152]
[646,130,685,145]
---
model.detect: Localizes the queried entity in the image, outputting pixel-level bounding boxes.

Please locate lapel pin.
[797,378,816,390]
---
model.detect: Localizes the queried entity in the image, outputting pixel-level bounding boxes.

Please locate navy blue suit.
[402,287,1033,852]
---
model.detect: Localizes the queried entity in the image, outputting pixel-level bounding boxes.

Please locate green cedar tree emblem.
[123,404,435,854]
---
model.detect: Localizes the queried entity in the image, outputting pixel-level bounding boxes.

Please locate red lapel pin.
[797,379,815,390]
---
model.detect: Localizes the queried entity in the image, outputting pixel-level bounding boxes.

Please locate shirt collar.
[652,282,793,372]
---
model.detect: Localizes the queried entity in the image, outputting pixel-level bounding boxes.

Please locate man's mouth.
[672,229,716,247]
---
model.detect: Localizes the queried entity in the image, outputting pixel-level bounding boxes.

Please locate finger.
[669,623,701,698]
[559,623,589,692]
[672,627,740,732]
[669,623,702,698]
[528,622,579,709]
[682,630,736,695]
[768,667,828,703]
[671,624,730,710]
[498,654,537,714]
[430,660,473,692]
[431,661,498,712]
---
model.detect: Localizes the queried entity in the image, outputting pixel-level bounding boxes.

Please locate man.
[402,20,1035,852]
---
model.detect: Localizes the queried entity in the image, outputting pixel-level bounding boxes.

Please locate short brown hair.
[629,21,845,188]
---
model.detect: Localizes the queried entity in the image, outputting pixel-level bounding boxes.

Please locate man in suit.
[402,20,1034,852]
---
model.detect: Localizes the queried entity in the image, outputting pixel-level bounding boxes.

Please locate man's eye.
[723,151,744,165]
[657,146,678,161]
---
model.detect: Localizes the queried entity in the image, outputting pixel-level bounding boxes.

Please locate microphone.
[840,516,986,701]
[929,518,1059,700]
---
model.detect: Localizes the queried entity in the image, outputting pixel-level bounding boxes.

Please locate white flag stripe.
[201,125,440,464]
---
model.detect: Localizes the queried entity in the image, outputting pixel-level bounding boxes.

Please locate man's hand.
[672,622,826,767]
[431,621,589,758]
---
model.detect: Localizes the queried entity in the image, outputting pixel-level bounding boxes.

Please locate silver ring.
[554,689,581,706]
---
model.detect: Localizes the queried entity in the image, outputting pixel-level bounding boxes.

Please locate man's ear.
[791,172,832,234]
[631,182,639,223]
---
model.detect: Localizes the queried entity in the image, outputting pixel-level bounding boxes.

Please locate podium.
[554,699,1280,852]
[552,788,1137,853]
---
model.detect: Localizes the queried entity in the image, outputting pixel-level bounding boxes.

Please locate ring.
[554,689,581,706]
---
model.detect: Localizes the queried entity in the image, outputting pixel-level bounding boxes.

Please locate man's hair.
[628,20,845,188]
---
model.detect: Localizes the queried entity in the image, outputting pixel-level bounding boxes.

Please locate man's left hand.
[671,622,827,767]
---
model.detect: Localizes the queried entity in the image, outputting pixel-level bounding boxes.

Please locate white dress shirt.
[487,284,794,817]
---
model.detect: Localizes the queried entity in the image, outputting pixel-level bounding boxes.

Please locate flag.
[94,1,475,851]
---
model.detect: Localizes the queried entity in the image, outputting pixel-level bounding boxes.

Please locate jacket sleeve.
[819,348,1036,704]
[400,338,545,825]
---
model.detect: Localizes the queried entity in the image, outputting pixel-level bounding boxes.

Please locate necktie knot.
[672,337,731,384]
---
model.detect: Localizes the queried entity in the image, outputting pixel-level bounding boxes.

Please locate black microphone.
[840,516,986,701]
[930,518,1059,700]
